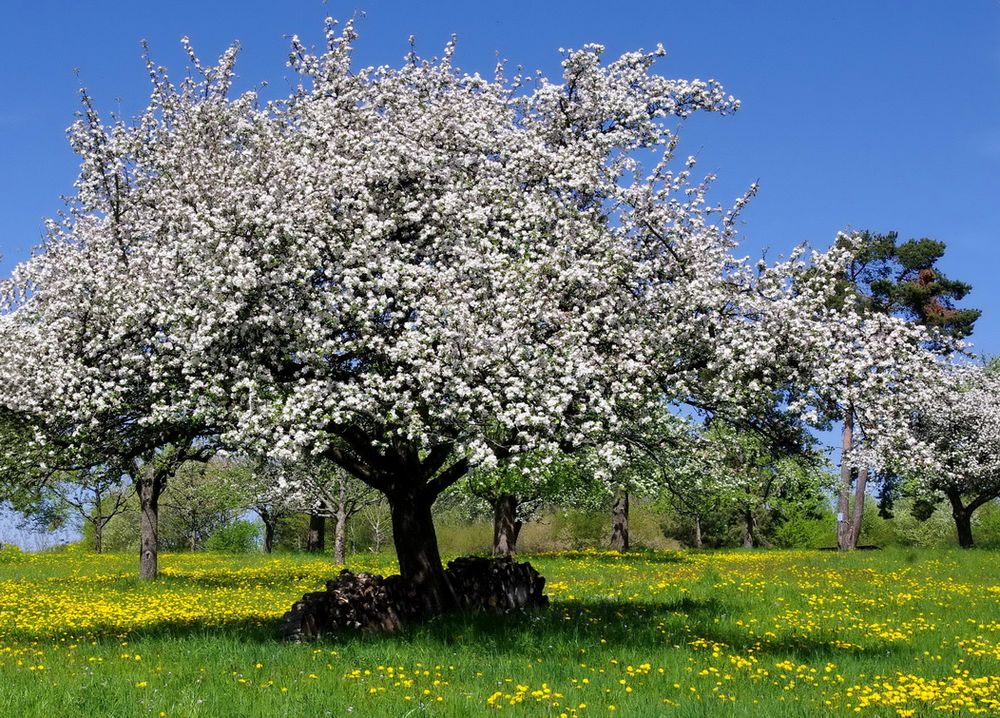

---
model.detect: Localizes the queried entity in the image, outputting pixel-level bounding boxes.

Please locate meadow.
[0,547,998,717]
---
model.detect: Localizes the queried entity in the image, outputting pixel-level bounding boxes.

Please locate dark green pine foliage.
[837,231,980,346]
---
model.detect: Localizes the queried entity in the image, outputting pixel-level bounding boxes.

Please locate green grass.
[1,547,998,716]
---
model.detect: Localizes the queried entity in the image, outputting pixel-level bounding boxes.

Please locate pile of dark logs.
[281,556,548,641]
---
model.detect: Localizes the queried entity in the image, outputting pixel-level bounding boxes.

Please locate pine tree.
[834,231,979,549]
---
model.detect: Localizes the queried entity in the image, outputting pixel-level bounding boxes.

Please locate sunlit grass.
[1,546,998,716]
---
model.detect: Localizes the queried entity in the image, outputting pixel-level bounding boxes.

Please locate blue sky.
[1,1,997,355]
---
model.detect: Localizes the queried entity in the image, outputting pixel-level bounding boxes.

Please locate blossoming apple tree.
[896,363,1000,547]
[0,20,945,607]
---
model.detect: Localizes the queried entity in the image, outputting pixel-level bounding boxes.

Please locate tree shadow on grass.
[316,596,731,654]
[316,597,912,667]
[5,595,713,646]
[524,549,692,567]
[6,594,913,669]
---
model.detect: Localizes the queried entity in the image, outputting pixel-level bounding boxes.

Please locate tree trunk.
[946,490,975,548]
[333,508,347,565]
[954,509,974,549]
[190,527,197,552]
[492,494,522,557]
[388,491,456,615]
[610,490,629,551]
[137,474,162,580]
[94,521,103,554]
[307,504,326,553]
[369,511,386,553]
[263,515,275,554]
[693,515,703,549]
[742,507,756,548]
[849,465,868,547]
[836,411,855,550]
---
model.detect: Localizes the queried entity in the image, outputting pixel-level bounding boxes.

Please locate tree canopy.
[0,20,956,597]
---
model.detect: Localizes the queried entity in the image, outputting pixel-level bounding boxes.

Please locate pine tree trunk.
[388,492,457,615]
[307,505,326,553]
[492,494,521,557]
[946,490,975,548]
[334,509,347,565]
[849,466,868,547]
[137,474,162,580]
[610,490,629,551]
[836,411,855,550]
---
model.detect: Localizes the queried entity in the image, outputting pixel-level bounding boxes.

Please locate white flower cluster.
[898,364,1000,495]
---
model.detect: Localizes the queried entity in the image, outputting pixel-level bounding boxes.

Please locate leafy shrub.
[205,521,260,553]
[887,499,956,548]
[971,502,1000,548]
[773,512,835,549]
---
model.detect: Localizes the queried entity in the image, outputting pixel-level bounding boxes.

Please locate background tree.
[18,467,131,553]
[222,457,301,554]
[229,455,382,562]
[159,459,243,551]
[306,503,327,554]
[294,461,382,565]
[622,414,720,548]
[828,231,979,549]
[608,486,631,551]
[463,452,587,557]
[695,422,828,548]
[899,363,1000,548]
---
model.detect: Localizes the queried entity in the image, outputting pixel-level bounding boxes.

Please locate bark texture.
[261,511,276,554]
[837,411,860,550]
[137,473,163,580]
[492,493,523,557]
[610,491,630,551]
[307,506,326,553]
[946,489,976,549]
[849,466,868,548]
[388,492,457,614]
[334,508,348,565]
[742,508,756,548]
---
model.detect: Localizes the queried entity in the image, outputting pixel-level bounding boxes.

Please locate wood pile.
[281,556,548,641]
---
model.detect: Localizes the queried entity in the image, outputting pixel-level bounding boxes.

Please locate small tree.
[688,422,827,548]
[901,363,1000,548]
[226,458,301,554]
[463,452,586,556]
[233,455,381,562]
[294,462,382,565]
[621,413,717,548]
[359,502,391,554]
[159,459,242,551]
[51,467,131,553]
